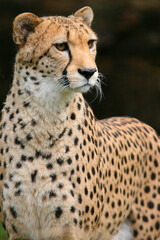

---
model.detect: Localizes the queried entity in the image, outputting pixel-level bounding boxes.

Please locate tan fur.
[0,7,160,240]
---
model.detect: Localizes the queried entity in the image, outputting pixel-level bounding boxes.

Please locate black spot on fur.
[55,206,63,218]
[31,170,37,182]
[10,207,17,218]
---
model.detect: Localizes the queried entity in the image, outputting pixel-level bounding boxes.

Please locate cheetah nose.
[78,68,97,80]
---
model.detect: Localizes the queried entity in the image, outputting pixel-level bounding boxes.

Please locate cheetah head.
[13,7,101,110]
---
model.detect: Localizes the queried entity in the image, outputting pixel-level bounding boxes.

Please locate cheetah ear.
[74,6,94,26]
[13,13,42,47]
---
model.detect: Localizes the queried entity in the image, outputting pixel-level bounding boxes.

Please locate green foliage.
[0,222,7,240]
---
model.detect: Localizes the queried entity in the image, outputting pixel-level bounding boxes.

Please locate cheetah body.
[0,7,160,240]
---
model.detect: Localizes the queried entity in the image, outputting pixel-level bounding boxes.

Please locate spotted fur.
[0,6,160,240]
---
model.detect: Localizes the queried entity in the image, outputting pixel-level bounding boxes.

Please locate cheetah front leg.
[111,220,133,240]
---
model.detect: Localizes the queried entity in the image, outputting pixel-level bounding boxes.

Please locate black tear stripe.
[60,48,72,87]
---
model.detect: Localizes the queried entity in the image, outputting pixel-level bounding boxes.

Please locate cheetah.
[0,6,160,240]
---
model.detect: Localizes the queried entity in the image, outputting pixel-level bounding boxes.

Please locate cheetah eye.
[54,42,69,51]
[88,40,95,49]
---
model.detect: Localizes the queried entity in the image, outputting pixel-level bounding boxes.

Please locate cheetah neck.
[12,65,77,120]
[7,67,87,142]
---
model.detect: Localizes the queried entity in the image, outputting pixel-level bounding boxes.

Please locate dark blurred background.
[0,0,160,133]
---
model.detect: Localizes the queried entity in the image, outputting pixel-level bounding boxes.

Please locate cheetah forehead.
[36,15,97,45]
